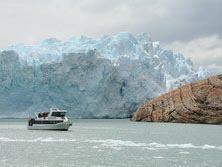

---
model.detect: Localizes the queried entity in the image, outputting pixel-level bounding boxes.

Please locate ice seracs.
[0,32,201,81]
[28,108,72,131]
[0,32,210,118]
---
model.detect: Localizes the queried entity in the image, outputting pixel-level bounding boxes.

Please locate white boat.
[28,108,72,131]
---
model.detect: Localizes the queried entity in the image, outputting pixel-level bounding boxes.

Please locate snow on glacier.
[0,32,209,117]
[1,32,197,80]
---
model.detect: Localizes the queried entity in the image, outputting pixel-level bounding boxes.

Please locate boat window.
[38,112,49,118]
[32,120,63,124]
[51,112,66,117]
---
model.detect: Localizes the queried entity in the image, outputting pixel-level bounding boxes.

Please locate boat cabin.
[49,108,67,117]
[35,108,67,119]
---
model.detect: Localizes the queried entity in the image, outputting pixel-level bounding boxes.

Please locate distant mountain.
[0,32,209,118]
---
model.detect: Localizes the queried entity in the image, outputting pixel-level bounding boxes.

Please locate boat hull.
[27,121,72,131]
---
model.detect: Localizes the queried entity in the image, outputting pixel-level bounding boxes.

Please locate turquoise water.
[0,119,221,167]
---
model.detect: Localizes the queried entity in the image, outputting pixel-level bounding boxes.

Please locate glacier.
[0,32,209,118]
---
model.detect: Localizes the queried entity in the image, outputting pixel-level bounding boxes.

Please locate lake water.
[0,119,221,167]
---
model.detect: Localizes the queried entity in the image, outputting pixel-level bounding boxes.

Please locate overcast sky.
[0,0,221,73]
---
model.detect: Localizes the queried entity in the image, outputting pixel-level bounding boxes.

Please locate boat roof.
[50,108,67,112]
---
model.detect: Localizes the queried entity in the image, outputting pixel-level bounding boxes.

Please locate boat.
[28,108,72,131]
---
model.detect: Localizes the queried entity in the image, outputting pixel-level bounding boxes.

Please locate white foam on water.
[40,137,76,142]
[179,151,190,154]
[92,146,99,149]
[0,137,26,142]
[85,139,147,147]
[153,156,164,159]
[63,153,69,156]
[148,142,167,148]
[201,144,216,149]
[1,159,8,162]
[143,147,158,150]
[166,143,197,149]
[84,139,222,151]
[1,137,221,151]
[111,147,122,151]
[0,137,76,143]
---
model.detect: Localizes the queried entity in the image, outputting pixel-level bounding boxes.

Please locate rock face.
[132,75,222,124]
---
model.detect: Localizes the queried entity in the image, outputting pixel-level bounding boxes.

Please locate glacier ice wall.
[0,32,208,118]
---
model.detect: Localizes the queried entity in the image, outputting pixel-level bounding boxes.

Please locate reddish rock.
[131,75,222,124]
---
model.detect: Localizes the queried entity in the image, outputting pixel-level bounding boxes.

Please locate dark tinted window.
[51,112,66,117]
[33,120,63,124]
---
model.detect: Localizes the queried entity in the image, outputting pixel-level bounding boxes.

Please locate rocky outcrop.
[132,75,222,124]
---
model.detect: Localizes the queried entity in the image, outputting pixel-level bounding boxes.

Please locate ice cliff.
[0,32,208,118]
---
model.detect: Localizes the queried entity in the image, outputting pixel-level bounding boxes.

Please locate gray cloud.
[165,35,222,74]
[0,0,221,47]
